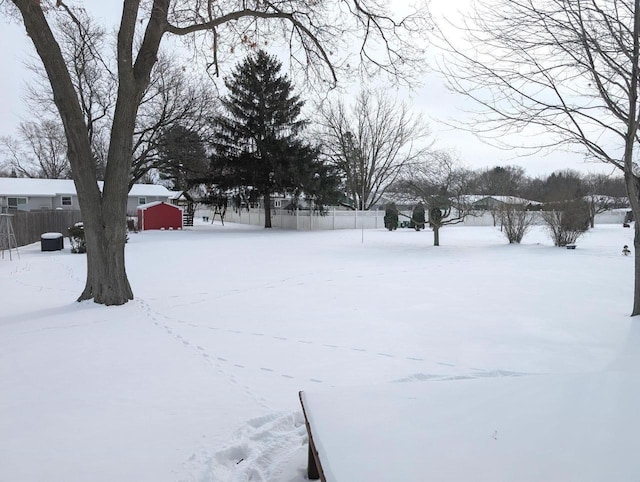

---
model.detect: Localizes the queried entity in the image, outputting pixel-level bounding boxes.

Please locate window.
[138,197,147,206]
[274,200,282,208]
[61,196,72,206]
[8,197,27,210]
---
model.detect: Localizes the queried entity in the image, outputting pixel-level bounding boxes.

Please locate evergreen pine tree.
[210,50,336,227]
[157,125,208,191]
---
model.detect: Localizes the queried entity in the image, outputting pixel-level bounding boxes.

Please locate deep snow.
[1,221,638,481]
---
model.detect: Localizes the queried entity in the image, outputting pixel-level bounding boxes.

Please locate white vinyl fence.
[221,208,390,230]
[199,207,627,231]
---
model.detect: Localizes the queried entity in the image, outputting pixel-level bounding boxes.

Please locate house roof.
[463,195,542,206]
[0,177,173,197]
[168,190,195,201]
[137,201,182,211]
[378,192,424,206]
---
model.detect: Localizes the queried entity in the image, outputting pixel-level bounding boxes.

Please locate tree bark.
[80,205,133,305]
[627,175,640,316]
[634,219,640,316]
[433,225,440,246]
[264,192,272,228]
[626,0,640,316]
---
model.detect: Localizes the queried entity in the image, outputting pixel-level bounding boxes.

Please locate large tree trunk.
[433,225,440,246]
[264,192,272,228]
[626,175,640,316]
[625,0,640,316]
[13,0,166,305]
[80,207,132,305]
[634,219,640,316]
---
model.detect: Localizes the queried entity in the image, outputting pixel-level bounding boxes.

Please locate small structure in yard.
[137,202,183,231]
[41,232,64,251]
[0,213,19,260]
[170,191,195,226]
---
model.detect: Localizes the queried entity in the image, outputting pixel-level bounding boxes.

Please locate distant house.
[376,192,424,211]
[0,177,173,216]
[466,195,542,211]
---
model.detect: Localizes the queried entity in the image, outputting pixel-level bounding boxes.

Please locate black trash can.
[41,232,64,251]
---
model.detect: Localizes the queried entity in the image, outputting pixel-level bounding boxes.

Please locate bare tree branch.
[436,0,640,314]
[317,88,431,210]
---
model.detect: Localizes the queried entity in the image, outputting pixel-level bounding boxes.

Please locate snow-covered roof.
[137,201,182,210]
[128,183,173,197]
[583,194,629,206]
[465,195,542,206]
[378,192,424,206]
[0,177,172,198]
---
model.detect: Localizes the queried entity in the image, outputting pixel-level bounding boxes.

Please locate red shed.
[137,201,183,231]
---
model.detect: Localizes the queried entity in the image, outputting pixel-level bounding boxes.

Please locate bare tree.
[0,120,70,178]
[22,12,218,187]
[22,10,114,177]
[438,0,640,315]
[129,55,220,187]
[498,202,533,244]
[317,89,431,210]
[0,158,15,177]
[5,0,430,305]
[396,150,472,246]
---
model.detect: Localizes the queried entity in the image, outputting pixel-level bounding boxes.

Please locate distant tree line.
[464,165,626,203]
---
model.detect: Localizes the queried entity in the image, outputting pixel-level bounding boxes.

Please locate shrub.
[384,203,399,231]
[410,203,426,231]
[68,223,86,254]
[541,199,590,246]
[498,203,533,244]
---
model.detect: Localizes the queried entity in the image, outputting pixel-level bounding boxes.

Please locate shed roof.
[137,201,182,211]
[0,177,173,197]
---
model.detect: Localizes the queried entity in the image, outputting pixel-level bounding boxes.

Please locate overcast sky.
[0,1,618,178]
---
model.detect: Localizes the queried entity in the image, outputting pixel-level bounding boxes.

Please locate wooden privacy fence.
[10,210,83,247]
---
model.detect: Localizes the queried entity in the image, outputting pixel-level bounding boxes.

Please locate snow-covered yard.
[1,222,638,481]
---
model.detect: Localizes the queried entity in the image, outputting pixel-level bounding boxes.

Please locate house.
[377,192,424,211]
[137,201,183,231]
[0,177,173,216]
[466,195,542,211]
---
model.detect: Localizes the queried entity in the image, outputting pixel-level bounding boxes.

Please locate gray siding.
[127,196,167,215]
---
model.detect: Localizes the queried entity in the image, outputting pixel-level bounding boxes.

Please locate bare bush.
[498,203,532,244]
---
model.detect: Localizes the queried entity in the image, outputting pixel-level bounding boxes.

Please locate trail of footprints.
[138,299,270,410]
[136,298,513,394]
[6,257,80,294]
